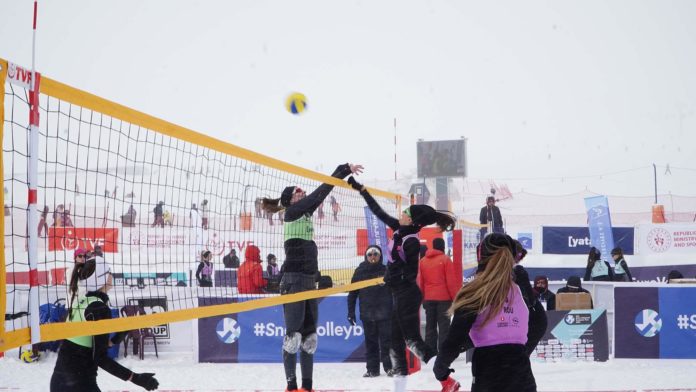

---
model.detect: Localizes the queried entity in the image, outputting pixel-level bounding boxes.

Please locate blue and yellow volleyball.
[285,92,307,115]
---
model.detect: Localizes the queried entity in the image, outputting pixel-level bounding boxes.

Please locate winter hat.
[245,245,261,263]
[74,248,88,259]
[406,204,438,228]
[364,245,383,263]
[667,270,684,281]
[280,186,296,207]
[267,253,277,262]
[432,237,445,252]
[567,276,582,289]
[611,247,623,256]
[477,233,516,263]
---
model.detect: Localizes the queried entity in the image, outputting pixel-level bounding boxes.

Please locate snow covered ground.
[1,350,695,391]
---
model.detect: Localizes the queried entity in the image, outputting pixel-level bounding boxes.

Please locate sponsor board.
[638,224,696,255]
[198,296,366,363]
[48,227,119,252]
[542,227,634,255]
[615,286,696,358]
[531,309,609,362]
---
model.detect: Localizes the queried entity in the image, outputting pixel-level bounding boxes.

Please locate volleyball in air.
[285,92,307,115]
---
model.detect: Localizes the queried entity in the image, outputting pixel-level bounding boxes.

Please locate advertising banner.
[637,224,696,255]
[198,296,365,363]
[48,227,119,252]
[542,227,634,255]
[583,196,615,261]
[615,286,696,359]
[363,206,389,263]
[531,309,609,362]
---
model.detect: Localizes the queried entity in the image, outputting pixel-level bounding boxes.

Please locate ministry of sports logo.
[634,309,662,337]
[647,227,672,253]
[216,318,241,344]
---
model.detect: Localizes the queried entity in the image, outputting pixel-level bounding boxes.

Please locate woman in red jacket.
[417,237,460,352]
[237,245,266,294]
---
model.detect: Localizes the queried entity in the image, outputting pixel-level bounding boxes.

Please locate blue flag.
[364,206,389,265]
[584,195,615,263]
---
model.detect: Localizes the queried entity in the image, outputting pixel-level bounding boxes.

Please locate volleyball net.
[1,58,408,351]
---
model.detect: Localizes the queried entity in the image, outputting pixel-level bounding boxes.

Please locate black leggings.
[389,283,435,375]
[50,370,100,392]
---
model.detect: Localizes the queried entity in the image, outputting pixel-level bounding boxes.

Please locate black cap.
[611,247,622,256]
[407,204,438,227]
[567,276,582,288]
[280,186,295,207]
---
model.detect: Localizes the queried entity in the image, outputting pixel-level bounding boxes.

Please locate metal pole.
[653,163,657,204]
[28,0,41,346]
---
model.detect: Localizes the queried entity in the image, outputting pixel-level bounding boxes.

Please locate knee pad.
[301,332,318,354]
[283,332,302,354]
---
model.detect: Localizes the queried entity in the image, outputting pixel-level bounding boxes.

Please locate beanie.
[280,186,295,207]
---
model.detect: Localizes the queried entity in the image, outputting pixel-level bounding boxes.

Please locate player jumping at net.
[262,163,363,392]
[347,176,455,392]
[50,254,159,391]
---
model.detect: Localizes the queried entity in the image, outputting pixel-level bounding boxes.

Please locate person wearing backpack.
[50,256,159,391]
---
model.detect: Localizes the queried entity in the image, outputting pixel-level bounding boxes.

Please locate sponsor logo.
[7,62,34,89]
[129,297,170,339]
[206,231,226,256]
[568,236,592,247]
[634,309,662,337]
[48,227,119,252]
[564,313,592,325]
[216,318,241,344]
[647,228,672,253]
[252,321,363,340]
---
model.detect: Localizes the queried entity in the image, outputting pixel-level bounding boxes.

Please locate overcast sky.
[1,0,695,196]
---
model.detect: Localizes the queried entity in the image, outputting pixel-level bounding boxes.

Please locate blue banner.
[542,227,634,255]
[615,287,696,359]
[198,296,366,363]
[364,206,389,265]
[584,196,615,262]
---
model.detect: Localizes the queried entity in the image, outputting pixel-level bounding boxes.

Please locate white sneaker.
[393,375,408,392]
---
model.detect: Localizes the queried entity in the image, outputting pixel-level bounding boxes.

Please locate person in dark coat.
[347,176,455,392]
[478,196,504,236]
[534,275,556,311]
[584,247,614,281]
[611,247,633,282]
[223,249,240,269]
[347,245,394,378]
[510,240,547,357]
[433,233,537,392]
[557,276,594,308]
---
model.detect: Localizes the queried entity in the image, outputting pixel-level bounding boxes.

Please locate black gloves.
[131,372,159,391]
[347,176,364,191]
[331,163,353,179]
[347,314,357,326]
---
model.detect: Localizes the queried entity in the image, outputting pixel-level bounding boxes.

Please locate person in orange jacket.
[237,245,266,294]
[416,237,460,352]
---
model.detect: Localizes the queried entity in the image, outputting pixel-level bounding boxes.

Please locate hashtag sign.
[254,323,265,336]
[677,314,690,330]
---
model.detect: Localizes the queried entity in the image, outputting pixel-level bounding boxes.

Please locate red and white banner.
[48,227,119,253]
[637,224,696,255]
